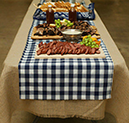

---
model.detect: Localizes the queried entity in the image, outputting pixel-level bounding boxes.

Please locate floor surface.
[0,0,129,123]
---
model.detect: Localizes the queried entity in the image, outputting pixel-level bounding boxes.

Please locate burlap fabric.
[0,0,129,123]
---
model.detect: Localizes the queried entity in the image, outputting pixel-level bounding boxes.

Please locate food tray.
[33,2,95,20]
[35,45,106,59]
[31,27,63,39]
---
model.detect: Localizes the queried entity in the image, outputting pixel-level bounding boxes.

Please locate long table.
[0,0,129,122]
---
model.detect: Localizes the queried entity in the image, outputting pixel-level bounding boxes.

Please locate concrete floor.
[0,0,129,122]
[91,0,129,69]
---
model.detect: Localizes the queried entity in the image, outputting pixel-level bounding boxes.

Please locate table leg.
[91,120,97,123]
[32,117,98,123]
[33,116,40,123]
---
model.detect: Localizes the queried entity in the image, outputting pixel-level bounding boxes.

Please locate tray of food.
[31,19,100,40]
[31,23,63,40]
[35,35,105,59]
[36,1,89,12]
[33,1,95,20]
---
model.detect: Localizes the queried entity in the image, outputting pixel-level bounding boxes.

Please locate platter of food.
[35,36,106,59]
[31,19,100,40]
[35,1,89,12]
[31,25,63,40]
[33,1,95,20]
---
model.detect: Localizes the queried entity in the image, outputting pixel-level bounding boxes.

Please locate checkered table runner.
[19,19,114,100]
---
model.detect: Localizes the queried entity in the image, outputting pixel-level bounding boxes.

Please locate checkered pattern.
[19,19,114,100]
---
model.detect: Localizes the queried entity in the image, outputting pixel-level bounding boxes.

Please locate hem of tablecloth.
[21,109,105,120]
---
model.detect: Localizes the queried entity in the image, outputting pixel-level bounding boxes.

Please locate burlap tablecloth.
[0,0,129,123]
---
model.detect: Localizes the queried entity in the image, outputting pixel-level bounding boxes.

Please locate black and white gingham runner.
[19,19,114,100]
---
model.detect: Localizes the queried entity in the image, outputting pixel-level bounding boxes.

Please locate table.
[0,0,129,123]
